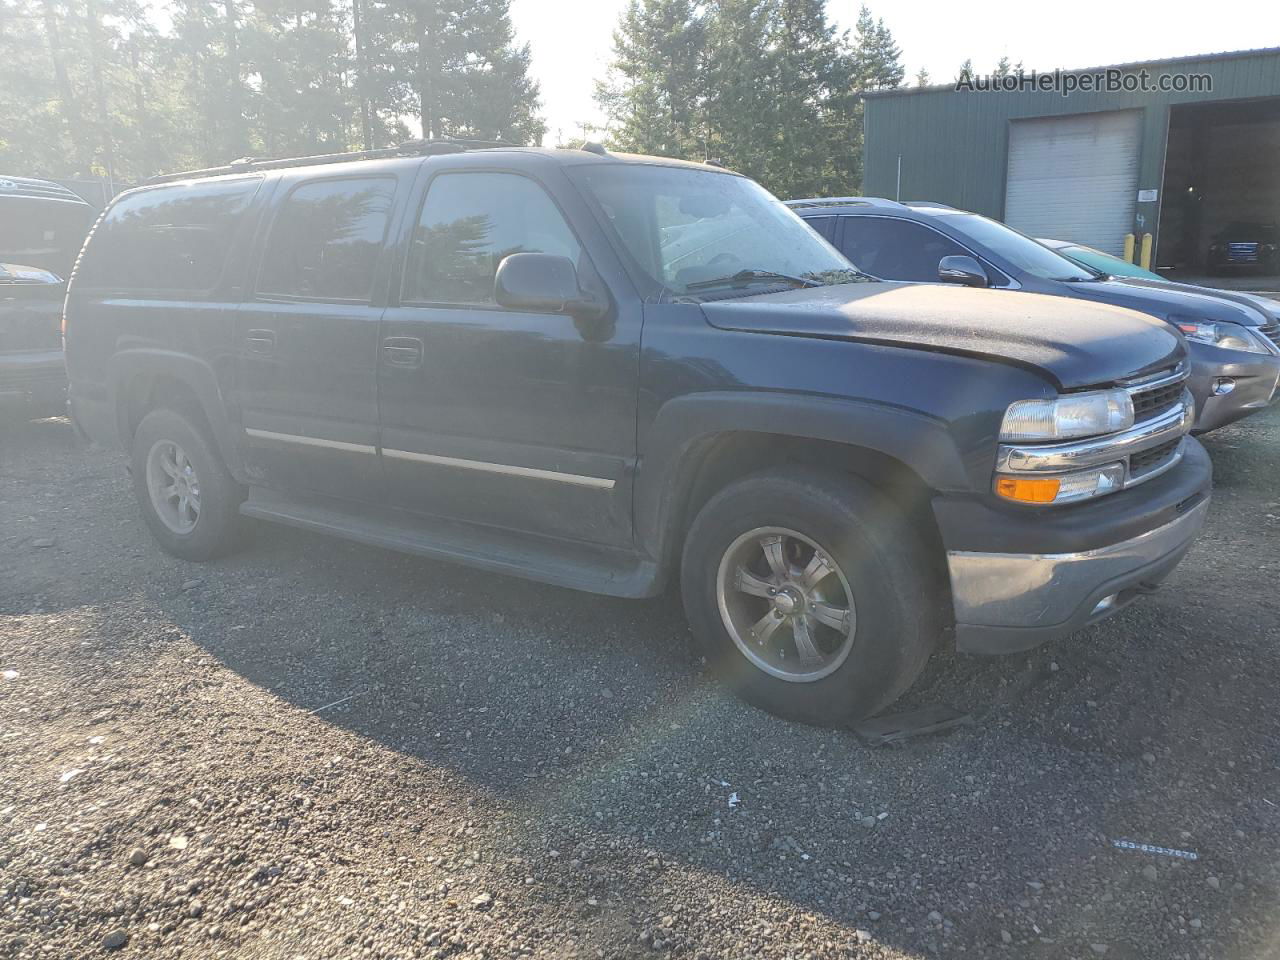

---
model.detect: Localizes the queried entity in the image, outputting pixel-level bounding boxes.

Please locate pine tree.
[701,0,775,180]
[836,5,903,194]
[914,66,930,87]
[364,0,543,145]
[766,0,853,198]
[594,0,705,159]
[248,0,356,159]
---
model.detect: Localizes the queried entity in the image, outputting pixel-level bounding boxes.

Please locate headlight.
[999,389,1134,442]
[1175,319,1267,354]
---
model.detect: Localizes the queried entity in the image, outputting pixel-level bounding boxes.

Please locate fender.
[636,390,973,561]
[107,348,246,479]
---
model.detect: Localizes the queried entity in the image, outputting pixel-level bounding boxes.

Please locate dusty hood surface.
[701,281,1184,390]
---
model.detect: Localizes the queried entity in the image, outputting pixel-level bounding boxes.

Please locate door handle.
[382,337,423,367]
[246,329,276,355]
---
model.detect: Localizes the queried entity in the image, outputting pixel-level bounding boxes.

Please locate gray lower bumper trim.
[948,497,1209,636]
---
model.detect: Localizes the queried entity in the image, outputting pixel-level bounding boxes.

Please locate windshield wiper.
[684,269,824,291]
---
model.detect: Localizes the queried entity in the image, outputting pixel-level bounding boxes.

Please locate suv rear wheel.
[131,408,243,561]
[681,466,939,726]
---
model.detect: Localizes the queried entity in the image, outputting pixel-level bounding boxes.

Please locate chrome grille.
[1124,364,1188,422]
[1131,380,1184,421]
[1129,437,1183,481]
[1226,242,1259,262]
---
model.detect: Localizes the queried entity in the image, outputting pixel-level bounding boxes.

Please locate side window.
[74,177,261,294]
[804,216,838,243]
[405,172,581,305]
[840,217,970,282]
[257,177,395,302]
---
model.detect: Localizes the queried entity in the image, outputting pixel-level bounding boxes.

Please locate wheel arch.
[109,349,245,478]
[639,392,968,598]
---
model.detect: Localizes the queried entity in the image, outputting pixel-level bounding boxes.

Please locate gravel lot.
[3,407,1279,960]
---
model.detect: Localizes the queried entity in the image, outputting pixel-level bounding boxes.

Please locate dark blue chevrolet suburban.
[64,142,1212,725]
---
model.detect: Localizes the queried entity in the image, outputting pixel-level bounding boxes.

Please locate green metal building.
[861,47,1280,270]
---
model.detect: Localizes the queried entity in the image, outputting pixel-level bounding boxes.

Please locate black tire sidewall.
[131,408,241,562]
[681,468,936,726]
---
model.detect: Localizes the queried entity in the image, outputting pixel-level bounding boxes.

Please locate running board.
[240,487,662,599]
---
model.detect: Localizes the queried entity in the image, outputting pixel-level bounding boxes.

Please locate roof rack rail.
[145,137,517,185]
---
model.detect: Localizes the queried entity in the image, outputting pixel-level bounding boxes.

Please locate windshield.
[0,197,96,276]
[572,164,861,297]
[1060,244,1164,281]
[947,214,1096,282]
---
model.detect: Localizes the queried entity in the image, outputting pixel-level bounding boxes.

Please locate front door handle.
[246,329,276,355]
[382,337,423,367]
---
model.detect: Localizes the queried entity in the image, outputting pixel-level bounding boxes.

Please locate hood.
[1065,277,1268,327]
[700,281,1183,390]
[1104,277,1279,325]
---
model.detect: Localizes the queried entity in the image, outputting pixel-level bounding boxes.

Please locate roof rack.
[145,137,516,185]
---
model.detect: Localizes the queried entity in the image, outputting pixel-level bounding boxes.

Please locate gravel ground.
[2,408,1279,960]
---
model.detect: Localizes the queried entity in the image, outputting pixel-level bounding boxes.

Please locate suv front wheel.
[681,467,939,726]
[131,407,244,561]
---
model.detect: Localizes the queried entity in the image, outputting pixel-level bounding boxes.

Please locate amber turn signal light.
[995,475,1062,504]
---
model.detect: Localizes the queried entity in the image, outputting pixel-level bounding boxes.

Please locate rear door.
[376,163,640,546]
[235,172,403,500]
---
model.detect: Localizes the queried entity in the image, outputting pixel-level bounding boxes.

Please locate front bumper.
[0,348,66,408]
[938,438,1212,655]
[1185,342,1280,434]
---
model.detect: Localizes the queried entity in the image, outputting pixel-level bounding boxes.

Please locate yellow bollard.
[1123,234,1136,264]
[1139,233,1153,270]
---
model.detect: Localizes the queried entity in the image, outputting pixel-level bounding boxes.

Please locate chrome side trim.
[947,498,1209,629]
[997,393,1193,474]
[244,427,376,455]
[382,448,616,490]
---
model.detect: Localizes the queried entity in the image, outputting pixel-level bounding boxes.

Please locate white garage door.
[1005,110,1141,257]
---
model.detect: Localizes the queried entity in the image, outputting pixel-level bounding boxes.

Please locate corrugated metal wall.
[862,49,1280,248]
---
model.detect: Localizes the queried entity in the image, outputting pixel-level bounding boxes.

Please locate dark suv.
[65,143,1211,725]
[789,198,1280,434]
[0,176,96,414]
[1208,222,1278,275]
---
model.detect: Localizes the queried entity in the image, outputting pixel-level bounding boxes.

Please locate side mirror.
[938,255,989,288]
[494,252,606,319]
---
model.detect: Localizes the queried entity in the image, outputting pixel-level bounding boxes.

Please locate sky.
[509,0,1280,145]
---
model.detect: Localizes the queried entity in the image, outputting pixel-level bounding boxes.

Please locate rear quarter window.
[74,177,262,295]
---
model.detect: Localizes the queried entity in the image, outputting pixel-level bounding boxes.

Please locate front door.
[377,167,640,546]
[236,174,400,500]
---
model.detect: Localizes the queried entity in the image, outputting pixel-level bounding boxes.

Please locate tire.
[681,466,940,726]
[131,407,244,562]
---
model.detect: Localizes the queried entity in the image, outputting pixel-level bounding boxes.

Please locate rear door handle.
[246,329,276,355]
[382,337,423,367]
